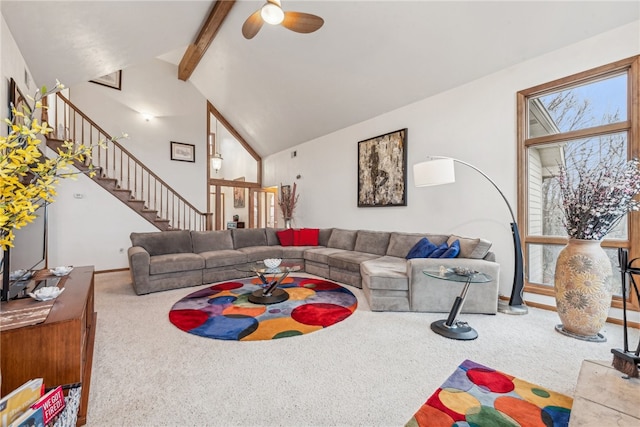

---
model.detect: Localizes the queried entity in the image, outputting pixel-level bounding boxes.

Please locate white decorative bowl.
[29,286,65,301]
[9,269,32,281]
[50,266,73,276]
[263,258,282,269]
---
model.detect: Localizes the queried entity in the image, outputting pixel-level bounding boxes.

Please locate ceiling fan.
[242,0,324,39]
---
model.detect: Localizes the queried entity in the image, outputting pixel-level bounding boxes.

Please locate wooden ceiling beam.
[178,0,236,81]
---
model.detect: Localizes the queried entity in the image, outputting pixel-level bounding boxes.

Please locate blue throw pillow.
[439,239,460,258]
[428,242,450,258]
[406,237,438,259]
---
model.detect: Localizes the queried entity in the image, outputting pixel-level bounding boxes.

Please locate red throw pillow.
[292,229,301,246]
[298,228,319,246]
[276,229,294,246]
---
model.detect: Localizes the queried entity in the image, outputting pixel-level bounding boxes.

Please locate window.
[517,56,639,310]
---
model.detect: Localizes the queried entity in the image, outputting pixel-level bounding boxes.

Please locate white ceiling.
[3,1,639,157]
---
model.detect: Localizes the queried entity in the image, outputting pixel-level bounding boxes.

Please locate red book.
[30,386,65,425]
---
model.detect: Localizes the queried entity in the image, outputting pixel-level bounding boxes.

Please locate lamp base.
[498,300,528,315]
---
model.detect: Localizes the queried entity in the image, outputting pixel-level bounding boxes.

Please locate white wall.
[1,17,211,271]
[263,21,640,310]
[1,14,36,135]
[45,58,209,270]
[67,58,207,209]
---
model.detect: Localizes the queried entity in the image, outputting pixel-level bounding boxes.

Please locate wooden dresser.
[0,266,96,426]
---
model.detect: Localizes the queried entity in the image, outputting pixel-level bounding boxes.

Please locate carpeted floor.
[168,276,357,340]
[86,271,637,426]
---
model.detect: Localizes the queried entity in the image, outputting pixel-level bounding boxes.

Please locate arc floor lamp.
[413,156,528,315]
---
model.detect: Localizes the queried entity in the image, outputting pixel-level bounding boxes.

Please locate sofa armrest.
[406,258,500,313]
[128,246,151,295]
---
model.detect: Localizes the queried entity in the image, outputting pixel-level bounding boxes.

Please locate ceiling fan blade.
[281,11,324,34]
[242,9,264,39]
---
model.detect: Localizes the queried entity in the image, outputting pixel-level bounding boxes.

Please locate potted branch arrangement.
[278,182,299,229]
[554,148,640,341]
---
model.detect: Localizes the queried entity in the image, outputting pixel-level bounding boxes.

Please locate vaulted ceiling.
[3,1,639,157]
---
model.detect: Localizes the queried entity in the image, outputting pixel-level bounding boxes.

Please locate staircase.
[45,93,211,231]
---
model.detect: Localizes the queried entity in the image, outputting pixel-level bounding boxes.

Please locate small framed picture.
[170,141,195,162]
[90,70,122,90]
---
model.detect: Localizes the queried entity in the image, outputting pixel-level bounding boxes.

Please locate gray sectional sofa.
[128,227,500,314]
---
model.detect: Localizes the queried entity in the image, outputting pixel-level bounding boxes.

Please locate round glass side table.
[423,269,492,340]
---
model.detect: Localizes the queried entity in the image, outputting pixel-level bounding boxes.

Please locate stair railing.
[46,92,212,231]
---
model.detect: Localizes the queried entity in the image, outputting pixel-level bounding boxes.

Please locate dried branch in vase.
[278,182,299,219]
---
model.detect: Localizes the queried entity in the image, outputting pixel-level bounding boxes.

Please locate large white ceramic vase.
[554,238,613,342]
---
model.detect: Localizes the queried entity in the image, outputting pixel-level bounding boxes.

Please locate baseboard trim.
[499,296,640,329]
[95,267,129,274]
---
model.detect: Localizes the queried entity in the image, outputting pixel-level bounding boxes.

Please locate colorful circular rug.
[168,276,358,341]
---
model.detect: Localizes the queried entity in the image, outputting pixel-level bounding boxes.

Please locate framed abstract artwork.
[357,128,407,207]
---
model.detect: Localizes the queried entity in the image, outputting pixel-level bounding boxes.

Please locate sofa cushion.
[277,229,295,246]
[328,251,381,273]
[439,239,460,258]
[199,250,248,268]
[361,256,409,291]
[327,229,357,250]
[406,237,438,259]
[130,230,192,256]
[233,228,267,248]
[149,252,204,275]
[447,235,492,259]
[318,228,333,246]
[304,247,347,264]
[237,246,283,262]
[386,232,449,258]
[281,245,314,259]
[191,230,234,253]
[265,228,281,246]
[354,230,391,256]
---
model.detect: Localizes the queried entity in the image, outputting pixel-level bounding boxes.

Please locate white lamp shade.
[413,158,456,187]
[261,3,284,25]
[210,154,223,172]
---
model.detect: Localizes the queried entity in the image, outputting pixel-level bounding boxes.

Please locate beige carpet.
[86,271,635,426]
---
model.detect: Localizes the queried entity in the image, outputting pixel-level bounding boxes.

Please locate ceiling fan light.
[261,3,284,25]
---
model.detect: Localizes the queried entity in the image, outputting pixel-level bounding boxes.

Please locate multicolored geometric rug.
[169,276,357,341]
[406,359,573,427]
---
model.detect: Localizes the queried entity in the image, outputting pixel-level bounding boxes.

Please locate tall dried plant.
[278,182,299,219]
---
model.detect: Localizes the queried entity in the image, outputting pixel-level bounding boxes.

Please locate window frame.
[517,55,640,312]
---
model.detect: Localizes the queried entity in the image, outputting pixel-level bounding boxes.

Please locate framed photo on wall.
[357,128,407,207]
[9,78,28,118]
[233,177,246,208]
[90,70,122,90]
[170,141,195,162]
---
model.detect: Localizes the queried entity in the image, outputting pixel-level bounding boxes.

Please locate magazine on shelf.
[29,387,64,425]
[0,379,44,427]
[7,407,43,427]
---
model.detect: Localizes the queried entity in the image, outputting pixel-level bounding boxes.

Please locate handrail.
[47,92,211,231]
